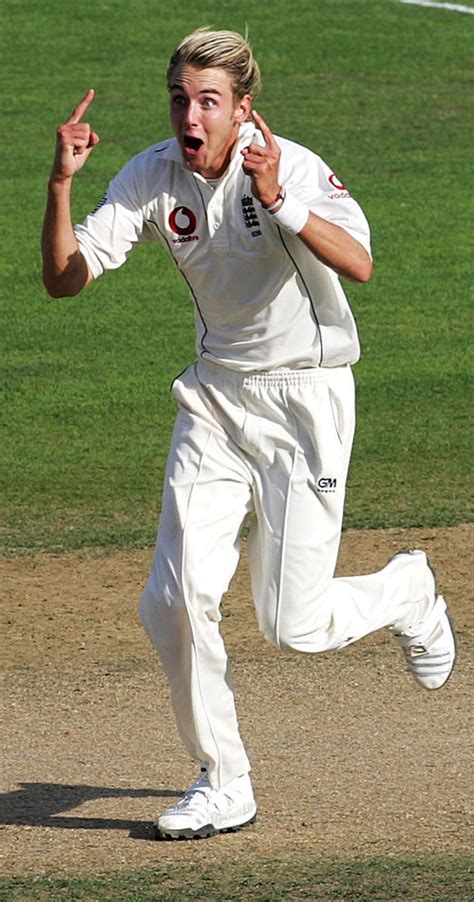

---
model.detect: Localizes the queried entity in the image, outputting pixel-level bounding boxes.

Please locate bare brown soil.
[1,524,472,878]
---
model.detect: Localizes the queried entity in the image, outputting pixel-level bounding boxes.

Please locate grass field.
[1,0,473,898]
[2,0,473,552]
[1,855,472,901]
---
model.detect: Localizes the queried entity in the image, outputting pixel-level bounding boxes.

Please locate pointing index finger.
[66,88,95,125]
[252,110,277,148]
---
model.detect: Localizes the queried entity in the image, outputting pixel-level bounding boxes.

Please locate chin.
[188,159,205,175]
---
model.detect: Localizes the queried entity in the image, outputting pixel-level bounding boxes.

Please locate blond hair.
[167,27,261,99]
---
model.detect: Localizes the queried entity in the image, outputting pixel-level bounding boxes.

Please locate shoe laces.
[173,775,212,813]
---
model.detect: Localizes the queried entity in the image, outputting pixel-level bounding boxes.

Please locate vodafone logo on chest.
[168,206,199,244]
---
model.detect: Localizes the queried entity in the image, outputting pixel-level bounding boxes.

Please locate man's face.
[169,64,251,178]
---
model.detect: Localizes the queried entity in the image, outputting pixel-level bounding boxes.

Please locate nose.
[183,100,200,129]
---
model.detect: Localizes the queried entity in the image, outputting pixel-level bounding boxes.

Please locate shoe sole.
[153,811,257,841]
[425,557,458,688]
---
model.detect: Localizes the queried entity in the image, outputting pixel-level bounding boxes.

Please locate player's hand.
[50,89,100,183]
[241,110,281,207]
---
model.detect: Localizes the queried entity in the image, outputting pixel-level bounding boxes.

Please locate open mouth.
[183,135,204,153]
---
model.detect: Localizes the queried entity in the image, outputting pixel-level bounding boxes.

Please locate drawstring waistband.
[197,358,329,390]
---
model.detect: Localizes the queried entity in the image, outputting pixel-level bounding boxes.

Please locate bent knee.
[259,617,301,653]
[267,617,333,654]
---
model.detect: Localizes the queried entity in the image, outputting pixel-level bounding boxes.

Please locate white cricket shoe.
[154,767,257,840]
[390,550,456,690]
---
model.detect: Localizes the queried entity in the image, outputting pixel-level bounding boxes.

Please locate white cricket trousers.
[140,359,425,789]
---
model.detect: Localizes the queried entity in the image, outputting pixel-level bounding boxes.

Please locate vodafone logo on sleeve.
[328,173,350,200]
[329,173,345,190]
[168,206,199,243]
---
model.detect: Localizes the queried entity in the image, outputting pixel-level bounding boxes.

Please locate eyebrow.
[170,84,223,96]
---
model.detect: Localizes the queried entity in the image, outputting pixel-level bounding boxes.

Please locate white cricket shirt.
[74,122,371,371]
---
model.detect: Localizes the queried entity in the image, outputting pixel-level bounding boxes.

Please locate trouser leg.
[248,366,424,652]
[140,360,424,789]
[140,403,253,790]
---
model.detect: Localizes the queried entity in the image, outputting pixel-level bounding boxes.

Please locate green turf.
[1,0,473,552]
[1,855,473,901]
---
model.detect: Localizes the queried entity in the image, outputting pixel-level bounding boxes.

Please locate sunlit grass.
[1,0,472,551]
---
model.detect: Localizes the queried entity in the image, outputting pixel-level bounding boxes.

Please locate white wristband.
[265,191,309,235]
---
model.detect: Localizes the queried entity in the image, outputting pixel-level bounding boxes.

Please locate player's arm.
[297,212,372,283]
[241,111,372,284]
[41,89,99,298]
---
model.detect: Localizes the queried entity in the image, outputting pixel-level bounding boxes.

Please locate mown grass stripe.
[1,855,473,901]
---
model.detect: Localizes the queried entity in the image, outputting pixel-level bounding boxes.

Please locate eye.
[201,97,217,108]
[172,95,186,107]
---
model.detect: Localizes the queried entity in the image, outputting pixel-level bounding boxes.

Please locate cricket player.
[42,28,456,841]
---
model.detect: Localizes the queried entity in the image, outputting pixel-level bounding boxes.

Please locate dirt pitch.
[1,524,472,879]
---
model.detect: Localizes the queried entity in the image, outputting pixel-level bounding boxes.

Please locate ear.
[233,94,252,124]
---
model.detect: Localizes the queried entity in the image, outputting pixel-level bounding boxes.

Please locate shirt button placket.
[209,196,227,252]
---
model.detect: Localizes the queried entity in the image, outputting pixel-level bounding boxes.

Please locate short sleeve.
[74,156,151,278]
[278,139,372,257]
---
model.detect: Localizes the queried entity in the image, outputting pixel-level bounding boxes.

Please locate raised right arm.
[41,89,99,297]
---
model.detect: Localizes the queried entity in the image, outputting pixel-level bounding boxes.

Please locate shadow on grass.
[0,782,183,841]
